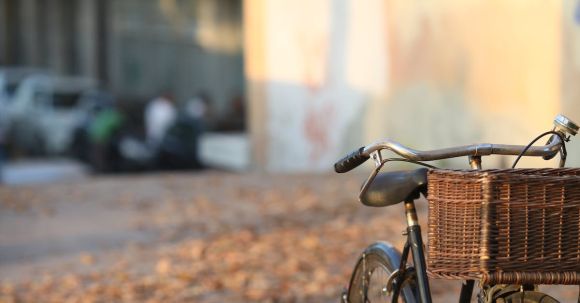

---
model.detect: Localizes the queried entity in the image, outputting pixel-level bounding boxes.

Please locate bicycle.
[335,114,580,303]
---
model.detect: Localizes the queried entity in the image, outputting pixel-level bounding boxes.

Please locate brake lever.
[358,151,385,204]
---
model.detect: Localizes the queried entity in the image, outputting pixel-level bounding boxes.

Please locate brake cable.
[511,131,568,168]
[381,158,439,169]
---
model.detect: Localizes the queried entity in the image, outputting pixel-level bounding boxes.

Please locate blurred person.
[72,91,116,163]
[216,94,245,131]
[156,93,212,169]
[185,96,207,122]
[145,93,177,148]
[88,107,124,172]
[0,73,8,180]
[0,96,6,183]
[184,92,211,130]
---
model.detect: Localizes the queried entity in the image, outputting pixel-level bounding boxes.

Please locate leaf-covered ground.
[0,172,576,302]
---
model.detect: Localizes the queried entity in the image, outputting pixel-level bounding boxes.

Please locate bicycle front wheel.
[347,242,417,303]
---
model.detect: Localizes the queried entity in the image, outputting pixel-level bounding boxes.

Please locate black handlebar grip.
[334,147,370,173]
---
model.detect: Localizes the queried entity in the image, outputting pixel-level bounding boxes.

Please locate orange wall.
[245,0,578,171]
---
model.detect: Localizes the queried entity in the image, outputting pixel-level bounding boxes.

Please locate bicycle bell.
[554,114,579,137]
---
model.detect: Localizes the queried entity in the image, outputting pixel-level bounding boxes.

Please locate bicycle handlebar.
[335,114,579,173]
[365,138,563,160]
[334,135,564,173]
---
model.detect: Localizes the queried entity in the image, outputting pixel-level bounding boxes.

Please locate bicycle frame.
[402,199,432,303]
[390,157,482,303]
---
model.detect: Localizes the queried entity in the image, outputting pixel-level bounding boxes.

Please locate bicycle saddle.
[360,168,428,207]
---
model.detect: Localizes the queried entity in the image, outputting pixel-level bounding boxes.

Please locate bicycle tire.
[479,285,561,303]
[493,291,559,303]
[347,242,417,303]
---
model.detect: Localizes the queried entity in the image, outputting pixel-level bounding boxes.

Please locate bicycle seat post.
[404,198,433,303]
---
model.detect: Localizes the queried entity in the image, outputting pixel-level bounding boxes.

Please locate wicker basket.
[427,168,580,285]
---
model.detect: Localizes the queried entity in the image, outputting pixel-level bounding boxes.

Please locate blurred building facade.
[0,0,107,79]
[0,0,244,116]
[2,0,580,171]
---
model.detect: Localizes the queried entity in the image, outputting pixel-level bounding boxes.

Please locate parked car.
[0,68,50,152]
[7,75,100,156]
[0,67,50,104]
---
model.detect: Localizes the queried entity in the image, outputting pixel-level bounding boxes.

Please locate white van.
[8,75,98,155]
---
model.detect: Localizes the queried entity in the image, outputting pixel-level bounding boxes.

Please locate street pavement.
[0,172,576,302]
